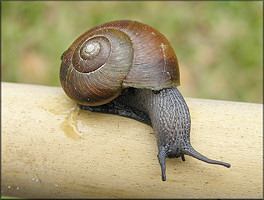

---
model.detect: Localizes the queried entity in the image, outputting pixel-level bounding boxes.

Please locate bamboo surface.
[1,82,263,198]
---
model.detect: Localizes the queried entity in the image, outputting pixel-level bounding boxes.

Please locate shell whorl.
[60,28,133,106]
[60,20,180,106]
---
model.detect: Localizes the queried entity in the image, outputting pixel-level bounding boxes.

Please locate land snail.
[60,20,231,181]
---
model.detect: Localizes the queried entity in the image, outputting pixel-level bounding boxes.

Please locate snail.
[60,20,231,181]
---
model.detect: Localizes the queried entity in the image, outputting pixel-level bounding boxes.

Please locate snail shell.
[60,20,180,106]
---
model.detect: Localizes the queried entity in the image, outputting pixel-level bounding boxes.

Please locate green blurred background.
[1,1,263,103]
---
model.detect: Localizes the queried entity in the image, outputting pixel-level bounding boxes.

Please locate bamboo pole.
[1,82,263,199]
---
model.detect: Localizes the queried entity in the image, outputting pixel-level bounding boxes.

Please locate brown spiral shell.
[60,20,180,106]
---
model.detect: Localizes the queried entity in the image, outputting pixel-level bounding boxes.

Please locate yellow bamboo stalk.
[1,82,263,198]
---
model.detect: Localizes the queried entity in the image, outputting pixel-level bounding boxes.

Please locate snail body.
[60,20,230,181]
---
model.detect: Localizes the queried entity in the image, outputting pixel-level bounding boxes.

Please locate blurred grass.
[1,196,21,199]
[1,1,263,103]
